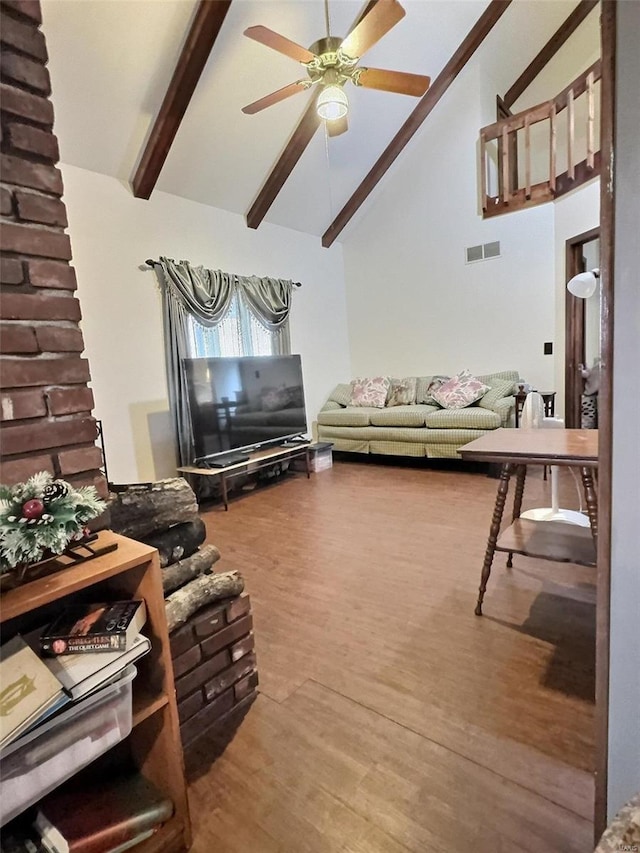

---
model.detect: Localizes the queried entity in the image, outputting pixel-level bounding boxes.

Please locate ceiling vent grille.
[465,241,501,264]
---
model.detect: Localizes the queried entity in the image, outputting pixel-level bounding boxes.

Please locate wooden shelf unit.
[0,530,191,853]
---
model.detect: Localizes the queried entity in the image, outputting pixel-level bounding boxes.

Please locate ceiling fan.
[241,0,430,135]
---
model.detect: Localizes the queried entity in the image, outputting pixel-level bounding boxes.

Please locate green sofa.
[317,371,518,459]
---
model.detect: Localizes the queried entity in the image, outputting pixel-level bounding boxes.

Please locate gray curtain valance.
[157,257,295,330]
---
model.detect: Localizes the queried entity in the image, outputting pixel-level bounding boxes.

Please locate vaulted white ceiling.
[41,0,584,240]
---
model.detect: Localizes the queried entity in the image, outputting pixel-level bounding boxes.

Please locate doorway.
[565,227,600,428]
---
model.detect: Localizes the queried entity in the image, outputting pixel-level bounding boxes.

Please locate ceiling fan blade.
[242,81,309,115]
[244,25,317,64]
[356,67,431,97]
[339,0,406,59]
[327,116,348,137]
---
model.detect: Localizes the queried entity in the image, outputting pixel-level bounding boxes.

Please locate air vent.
[466,245,483,263]
[465,241,501,264]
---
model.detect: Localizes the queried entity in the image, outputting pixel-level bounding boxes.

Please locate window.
[186,292,281,358]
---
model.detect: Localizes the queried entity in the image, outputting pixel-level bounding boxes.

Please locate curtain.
[237,276,293,356]
[154,258,296,466]
[159,284,194,467]
[158,257,235,327]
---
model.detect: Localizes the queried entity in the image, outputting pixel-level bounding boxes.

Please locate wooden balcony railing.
[480,60,601,218]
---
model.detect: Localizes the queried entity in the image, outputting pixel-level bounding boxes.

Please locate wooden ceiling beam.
[245,0,380,230]
[132,0,233,200]
[502,0,599,109]
[321,0,512,248]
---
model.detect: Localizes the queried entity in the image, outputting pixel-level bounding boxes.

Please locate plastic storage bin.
[0,665,136,826]
[312,446,333,472]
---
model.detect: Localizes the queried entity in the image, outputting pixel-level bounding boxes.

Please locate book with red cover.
[34,772,173,853]
[40,601,146,655]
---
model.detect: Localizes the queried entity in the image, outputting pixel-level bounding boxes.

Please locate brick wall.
[170,592,258,751]
[0,0,106,496]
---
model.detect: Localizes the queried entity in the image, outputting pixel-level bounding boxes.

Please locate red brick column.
[0,0,106,495]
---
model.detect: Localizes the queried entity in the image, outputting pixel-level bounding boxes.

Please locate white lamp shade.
[567,269,599,299]
[316,85,348,120]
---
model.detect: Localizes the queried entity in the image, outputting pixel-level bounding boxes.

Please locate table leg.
[305,448,311,479]
[507,464,527,568]
[580,465,598,546]
[475,462,513,616]
[221,472,229,511]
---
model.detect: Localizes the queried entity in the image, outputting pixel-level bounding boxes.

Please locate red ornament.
[22,498,45,520]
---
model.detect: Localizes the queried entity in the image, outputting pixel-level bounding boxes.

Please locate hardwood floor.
[187,458,595,852]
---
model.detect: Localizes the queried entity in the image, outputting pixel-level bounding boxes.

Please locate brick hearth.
[170,592,258,750]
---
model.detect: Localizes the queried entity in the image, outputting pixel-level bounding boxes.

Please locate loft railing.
[480,60,601,218]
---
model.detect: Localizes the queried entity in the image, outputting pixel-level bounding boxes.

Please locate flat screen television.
[182,355,308,462]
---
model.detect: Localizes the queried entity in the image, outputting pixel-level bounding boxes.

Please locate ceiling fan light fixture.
[316,84,348,120]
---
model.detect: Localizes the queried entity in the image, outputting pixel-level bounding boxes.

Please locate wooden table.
[460,428,598,615]
[178,443,312,510]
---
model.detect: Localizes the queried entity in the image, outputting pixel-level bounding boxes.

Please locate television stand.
[178,443,313,511]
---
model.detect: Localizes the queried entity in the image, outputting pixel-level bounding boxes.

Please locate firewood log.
[143,518,206,567]
[108,478,199,540]
[165,571,245,633]
[161,544,221,593]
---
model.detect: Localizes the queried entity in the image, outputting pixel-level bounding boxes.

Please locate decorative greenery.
[0,472,106,573]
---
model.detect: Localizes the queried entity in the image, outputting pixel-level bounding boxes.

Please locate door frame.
[595,0,616,841]
[565,227,600,428]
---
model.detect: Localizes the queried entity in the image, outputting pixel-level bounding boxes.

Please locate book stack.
[0,601,150,750]
[33,771,174,853]
[35,601,150,703]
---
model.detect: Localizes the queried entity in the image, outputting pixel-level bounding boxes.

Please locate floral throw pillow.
[431,370,490,409]
[349,376,390,408]
[387,377,417,407]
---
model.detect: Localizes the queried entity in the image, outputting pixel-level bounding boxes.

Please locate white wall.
[342,70,556,392]
[608,0,640,820]
[61,165,350,483]
[341,8,601,404]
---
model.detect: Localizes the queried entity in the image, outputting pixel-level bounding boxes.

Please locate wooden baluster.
[524,115,531,199]
[501,126,510,203]
[587,70,595,169]
[549,103,556,193]
[567,87,575,180]
[480,131,488,211]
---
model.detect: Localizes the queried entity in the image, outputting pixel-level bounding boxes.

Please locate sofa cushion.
[387,377,417,406]
[317,407,379,427]
[431,370,490,409]
[317,425,491,445]
[350,376,390,408]
[369,405,438,427]
[328,383,353,407]
[424,408,501,429]
[478,378,516,410]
